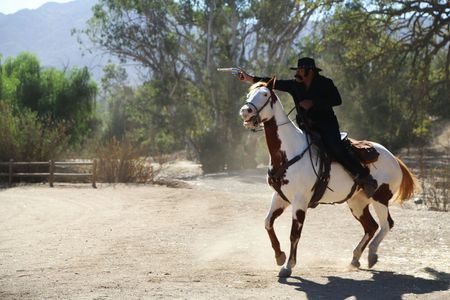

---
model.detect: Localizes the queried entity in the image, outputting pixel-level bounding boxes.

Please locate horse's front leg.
[279,197,307,278]
[265,192,289,266]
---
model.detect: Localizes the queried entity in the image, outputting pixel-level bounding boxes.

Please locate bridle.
[244,91,295,131]
[245,92,273,129]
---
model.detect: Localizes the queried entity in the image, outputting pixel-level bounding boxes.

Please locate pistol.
[217,67,243,79]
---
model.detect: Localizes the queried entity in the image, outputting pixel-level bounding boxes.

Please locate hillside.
[0,0,125,81]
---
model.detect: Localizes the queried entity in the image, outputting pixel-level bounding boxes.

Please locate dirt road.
[0,167,449,299]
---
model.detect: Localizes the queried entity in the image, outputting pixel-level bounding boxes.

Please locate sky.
[0,0,74,14]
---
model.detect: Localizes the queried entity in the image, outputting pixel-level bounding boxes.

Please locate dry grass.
[96,138,153,183]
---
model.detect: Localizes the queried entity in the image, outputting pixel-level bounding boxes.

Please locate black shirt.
[253,74,342,125]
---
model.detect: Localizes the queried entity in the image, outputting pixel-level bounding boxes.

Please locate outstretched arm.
[237,69,295,94]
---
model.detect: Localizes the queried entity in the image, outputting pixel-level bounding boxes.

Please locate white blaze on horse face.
[239,103,253,121]
[239,87,273,128]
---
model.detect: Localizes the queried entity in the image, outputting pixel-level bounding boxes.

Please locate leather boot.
[355,174,378,198]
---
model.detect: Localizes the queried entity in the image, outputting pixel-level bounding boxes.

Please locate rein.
[249,106,296,132]
[268,142,312,203]
[244,90,312,203]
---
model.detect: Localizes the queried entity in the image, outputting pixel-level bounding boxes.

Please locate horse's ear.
[267,76,276,91]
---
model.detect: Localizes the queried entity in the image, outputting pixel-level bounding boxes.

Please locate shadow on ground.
[202,168,267,183]
[279,267,450,300]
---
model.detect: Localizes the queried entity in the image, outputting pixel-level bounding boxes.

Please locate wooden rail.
[0,160,97,188]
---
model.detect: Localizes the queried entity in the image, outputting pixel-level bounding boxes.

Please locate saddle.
[308,132,380,208]
[345,135,380,164]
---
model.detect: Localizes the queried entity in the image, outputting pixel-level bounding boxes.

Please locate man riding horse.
[237,57,378,197]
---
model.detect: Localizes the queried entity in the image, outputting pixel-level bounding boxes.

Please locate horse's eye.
[264,93,268,97]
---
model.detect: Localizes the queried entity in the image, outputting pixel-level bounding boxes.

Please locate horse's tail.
[394,157,421,203]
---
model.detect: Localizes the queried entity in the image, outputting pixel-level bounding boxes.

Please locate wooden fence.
[0,160,97,188]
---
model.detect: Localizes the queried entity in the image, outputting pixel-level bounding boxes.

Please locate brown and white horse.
[239,78,419,277]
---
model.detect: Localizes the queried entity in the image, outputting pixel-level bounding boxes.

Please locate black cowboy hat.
[289,57,322,72]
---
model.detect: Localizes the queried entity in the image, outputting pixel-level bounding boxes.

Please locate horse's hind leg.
[368,184,395,268]
[347,193,379,268]
[265,193,289,266]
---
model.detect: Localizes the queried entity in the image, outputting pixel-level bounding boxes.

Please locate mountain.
[0,0,127,82]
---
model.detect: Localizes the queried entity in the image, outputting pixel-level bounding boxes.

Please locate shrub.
[196,128,227,173]
[96,137,153,183]
[0,102,69,161]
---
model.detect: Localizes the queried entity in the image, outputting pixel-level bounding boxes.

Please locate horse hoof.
[350,260,361,269]
[278,266,292,278]
[368,253,378,268]
[276,252,286,266]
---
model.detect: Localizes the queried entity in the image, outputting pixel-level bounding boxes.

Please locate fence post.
[92,159,97,188]
[49,160,54,187]
[8,159,13,187]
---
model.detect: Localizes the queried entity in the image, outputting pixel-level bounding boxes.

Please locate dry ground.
[0,164,449,299]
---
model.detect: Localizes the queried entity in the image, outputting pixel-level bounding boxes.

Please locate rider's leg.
[318,125,378,197]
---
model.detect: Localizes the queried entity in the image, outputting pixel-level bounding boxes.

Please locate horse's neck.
[264,101,307,159]
[272,101,291,125]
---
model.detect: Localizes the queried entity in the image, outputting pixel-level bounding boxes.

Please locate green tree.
[0,52,98,156]
[79,0,332,171]
[100,63,135,141]
[2,52,42,111]
[300,1,449,150]
[0,102,69,161]
[79,0,448,169]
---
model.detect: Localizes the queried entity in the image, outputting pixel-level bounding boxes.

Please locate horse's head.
[239,77,277,129]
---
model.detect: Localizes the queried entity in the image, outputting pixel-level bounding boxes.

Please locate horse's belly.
[272,143,402,205]
[279,162,354,205]
[321,163,355,203]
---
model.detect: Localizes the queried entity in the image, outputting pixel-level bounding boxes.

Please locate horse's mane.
[247,82,271,99]
[249,81,268,92]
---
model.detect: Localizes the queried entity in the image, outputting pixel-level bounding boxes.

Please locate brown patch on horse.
[359,206,379,234]
[267,208,284,257]
[374,185,396,230]
[296,210,306,226]
[267,228,282,257]
[264,118,289,190]
[373,183,393,207]
[388,212,394,229]
[269,208,284,227]
[352,205,379,252]
[288,210,306,265]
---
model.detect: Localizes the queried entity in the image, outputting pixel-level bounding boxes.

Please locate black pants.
[312,119,369,178]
